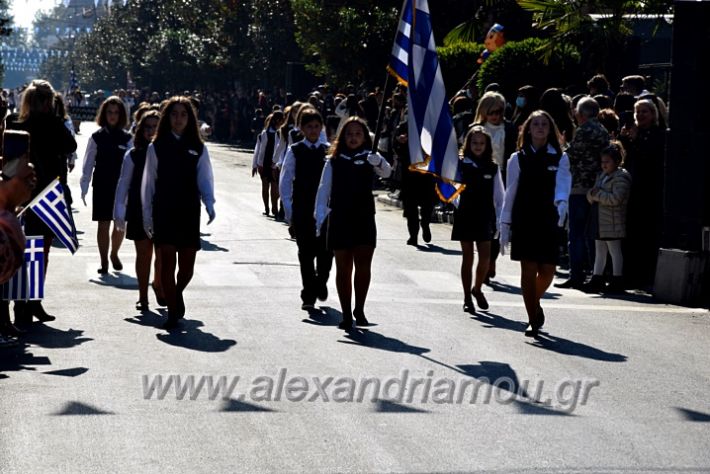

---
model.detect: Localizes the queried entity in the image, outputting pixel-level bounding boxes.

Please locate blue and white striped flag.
[388,0,463,202]
[1,236,45,301]
[25,179,79,254]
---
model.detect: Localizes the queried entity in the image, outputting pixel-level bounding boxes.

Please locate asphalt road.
[1,122,708,473]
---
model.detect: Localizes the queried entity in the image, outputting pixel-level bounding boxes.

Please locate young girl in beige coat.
[584,141,632,293]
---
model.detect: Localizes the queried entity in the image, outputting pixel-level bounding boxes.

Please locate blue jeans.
[568,195,595,281]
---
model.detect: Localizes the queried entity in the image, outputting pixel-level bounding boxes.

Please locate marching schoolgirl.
[452,126,504,313]
[251,111,285,217]
[500,110,571,337]
[114,110,163,311]
[315,116,392,329]
[142,96,215,329]
[80,96,132,274]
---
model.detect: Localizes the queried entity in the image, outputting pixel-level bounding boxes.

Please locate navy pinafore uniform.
[451,157,498,242]
[327,151,377,250]
[152,134,205,250]
[510,145,563,264]
[91,127,132,221]
[125,148,149,241]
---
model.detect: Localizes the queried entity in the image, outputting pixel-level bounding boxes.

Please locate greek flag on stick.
[1,236,45,301]
[24,179,79,254]
[388,0,463,202]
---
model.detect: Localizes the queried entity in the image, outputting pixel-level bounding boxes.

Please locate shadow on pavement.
[200,233,229,252]
[470,311,528,332]
[157,319,237,353]
[470,312,628,362]
[415,243,462,256]
[43,367,89,377]
[373,399,429,413]
[339,328,430,356]
[53,401,114,416]
[125,311,237,352]
[21,324,93,349]
[301,306,342,327]
[528,333,627,362]
[676,407,710,422]
[0,344,51,376]
[486,280,562,300]
[455,361,574,416]
[221,398,277,413]
[89,272,139,290]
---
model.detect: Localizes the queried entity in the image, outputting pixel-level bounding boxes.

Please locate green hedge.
[477,38,582,101]
[438,42,484,97]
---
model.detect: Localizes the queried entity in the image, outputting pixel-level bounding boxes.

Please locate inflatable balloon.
[477,23,506,64]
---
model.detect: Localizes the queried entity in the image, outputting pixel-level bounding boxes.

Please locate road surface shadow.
[528,333,627,362]
[20,324,93,349]
[675,407,710,422]
[200,233,229,252]
[455,361,573,416]
[470,311,529,332]
[301,306,342,327]
[89,272,139,290]
[338,328,430,356]
[486,280,562,300]
[415,243,462,256]
[125,311,237,352]
[156,319,237,353]
[53,401,114,416]
[0,344,51,376]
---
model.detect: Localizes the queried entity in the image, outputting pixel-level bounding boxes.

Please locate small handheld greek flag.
[23,178,79,254]
[1,236,44,301]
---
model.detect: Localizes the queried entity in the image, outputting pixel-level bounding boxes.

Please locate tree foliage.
[477,37,582,100]
[290,0,400,85]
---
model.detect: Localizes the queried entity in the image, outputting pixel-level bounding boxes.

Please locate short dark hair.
[587,74,610,91]
[598,108,620,135]
[298,107,323,128]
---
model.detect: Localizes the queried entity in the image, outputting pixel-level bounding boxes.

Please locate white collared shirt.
[500,143,571,225]
[314,151,392,230]
[278,137,330,224]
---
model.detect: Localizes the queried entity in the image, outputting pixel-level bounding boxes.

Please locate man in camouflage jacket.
[556,97,610,289]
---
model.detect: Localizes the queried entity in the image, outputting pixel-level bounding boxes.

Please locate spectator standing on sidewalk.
[555,97,609,289]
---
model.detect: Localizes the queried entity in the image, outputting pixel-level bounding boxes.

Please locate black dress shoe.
[338,315,353,330]
[353,309,369,326]
[471,289,489,310]
[554,278,583,289]
[28,301,56,322]
[151,282,167,307]
[524,323,539,337]
[317,285,328,302]
[110,255,123,271]
[406,237,418,246]
[135,300,149,312]
[97,266,108,274]
[162,316,180,330]
[536,305,545,328]
[421,225,432,243]
[463,300,475,313]
[0,322,25,338]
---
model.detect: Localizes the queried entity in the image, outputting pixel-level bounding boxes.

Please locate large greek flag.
[25,179,79,254]
[388,0,462,202]
[1,236,44,301]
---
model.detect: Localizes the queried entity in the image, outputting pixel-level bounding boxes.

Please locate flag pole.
[372,0,409,153]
